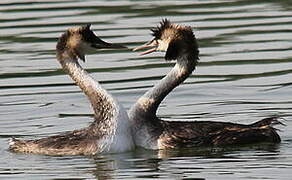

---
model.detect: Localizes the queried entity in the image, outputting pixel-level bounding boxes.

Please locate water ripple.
[0,0,292,179]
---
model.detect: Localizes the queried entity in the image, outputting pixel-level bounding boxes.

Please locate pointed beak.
[92,37,127,49]
[133,39,158,55]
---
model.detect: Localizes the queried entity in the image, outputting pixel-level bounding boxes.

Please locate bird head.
[56,24,126,62]
[133,19,199,61]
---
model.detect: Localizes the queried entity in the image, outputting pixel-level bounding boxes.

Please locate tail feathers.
[211,117,284,145]
[8,138,16,146]
[8,138,37,153]
[251,116,286,128]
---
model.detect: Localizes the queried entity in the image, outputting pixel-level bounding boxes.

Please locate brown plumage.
[10,128,99,155]
[158,117,282,148]
[9,25,134,155]
[130,19,283,150]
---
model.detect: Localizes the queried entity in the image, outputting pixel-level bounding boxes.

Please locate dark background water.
[0,0,292,179]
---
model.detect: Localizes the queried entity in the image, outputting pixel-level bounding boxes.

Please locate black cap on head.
[151,18,172,39]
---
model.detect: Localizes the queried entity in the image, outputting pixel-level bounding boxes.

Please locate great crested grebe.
[9,25,134,155]
[129,19,282,149]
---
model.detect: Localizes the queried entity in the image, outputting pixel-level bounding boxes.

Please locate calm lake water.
[1,0,292,179]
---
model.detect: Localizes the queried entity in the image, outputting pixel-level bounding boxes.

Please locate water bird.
[129,19,282,149]
[9,25,134,155]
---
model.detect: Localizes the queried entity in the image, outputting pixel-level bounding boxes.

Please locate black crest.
[80,24,96,43]
[151,18,171,39]
[80,24,91,33]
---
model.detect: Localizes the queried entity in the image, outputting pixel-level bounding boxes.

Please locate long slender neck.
[57,52,116,126]
[131,54,197,117]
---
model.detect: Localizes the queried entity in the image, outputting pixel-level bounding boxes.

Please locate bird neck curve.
[130,53,197,120]
[57,53,117,129]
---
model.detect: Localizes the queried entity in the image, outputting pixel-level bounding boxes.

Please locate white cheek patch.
[157,40,169,51]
